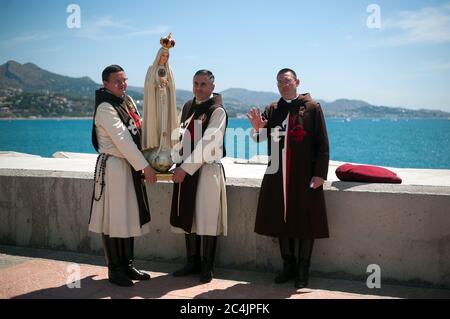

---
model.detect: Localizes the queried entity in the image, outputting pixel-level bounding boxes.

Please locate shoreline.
[0,117,92,120]
[1,116,449,121]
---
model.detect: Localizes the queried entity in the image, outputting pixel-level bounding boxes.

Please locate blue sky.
[1,0,450,111]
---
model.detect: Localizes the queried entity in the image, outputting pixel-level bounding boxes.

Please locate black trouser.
[295,238,314,288]
[173,233,201,276]
[297,239,314,271]
[275,237,314,285]
[200,235,217,283]
[102,235,134,271]
[173,233,217,283]
[102,234,134,286]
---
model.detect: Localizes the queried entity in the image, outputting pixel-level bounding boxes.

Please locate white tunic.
[89,99,151,238]
[172,107,228,236]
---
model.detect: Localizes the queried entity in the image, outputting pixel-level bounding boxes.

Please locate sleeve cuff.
[181,162,202,176]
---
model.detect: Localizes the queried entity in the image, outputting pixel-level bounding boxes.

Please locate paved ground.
[1,245,449,300]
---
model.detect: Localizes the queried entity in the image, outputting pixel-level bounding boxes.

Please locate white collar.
[195,94,214,104]
[283,94,300,104]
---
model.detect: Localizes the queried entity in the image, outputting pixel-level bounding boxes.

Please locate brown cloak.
[254,93,330,239]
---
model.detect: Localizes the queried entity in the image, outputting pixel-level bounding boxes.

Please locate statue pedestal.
[156,173,173,182]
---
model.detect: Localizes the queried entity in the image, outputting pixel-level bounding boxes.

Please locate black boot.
[122,237,150,281]
[295,239,314,289]
[102,234,133,287]
[274,237,296,284]
[173,234,201,277]
[200,235,217,283]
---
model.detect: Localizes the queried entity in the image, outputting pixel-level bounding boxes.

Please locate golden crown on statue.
[160,33,176,49]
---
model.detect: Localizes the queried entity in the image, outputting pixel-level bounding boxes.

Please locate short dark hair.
[277,68,297,79]
[194,69,215,84]
[102,65,124,82]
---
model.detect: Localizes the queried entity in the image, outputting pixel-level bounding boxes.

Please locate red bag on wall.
[336,164,402,184]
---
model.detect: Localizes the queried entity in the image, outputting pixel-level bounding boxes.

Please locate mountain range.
[1,60,449,118]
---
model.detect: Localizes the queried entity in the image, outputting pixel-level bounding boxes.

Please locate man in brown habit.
[170,69,228,283]
[247,68,330,288]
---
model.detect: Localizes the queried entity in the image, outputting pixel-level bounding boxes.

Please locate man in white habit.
[170,70,228,283]
[89,65,157,287]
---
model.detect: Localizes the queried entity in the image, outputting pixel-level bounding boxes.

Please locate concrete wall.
[1,169,449,288]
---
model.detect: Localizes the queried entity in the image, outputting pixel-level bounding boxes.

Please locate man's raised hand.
[246,107,267,132]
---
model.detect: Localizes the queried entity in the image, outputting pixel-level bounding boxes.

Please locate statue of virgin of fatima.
[142,33,179,174]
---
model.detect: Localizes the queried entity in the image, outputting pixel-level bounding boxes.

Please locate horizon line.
[1,59,449,112]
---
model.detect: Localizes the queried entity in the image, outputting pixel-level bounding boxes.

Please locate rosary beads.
[93,153,109,201]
